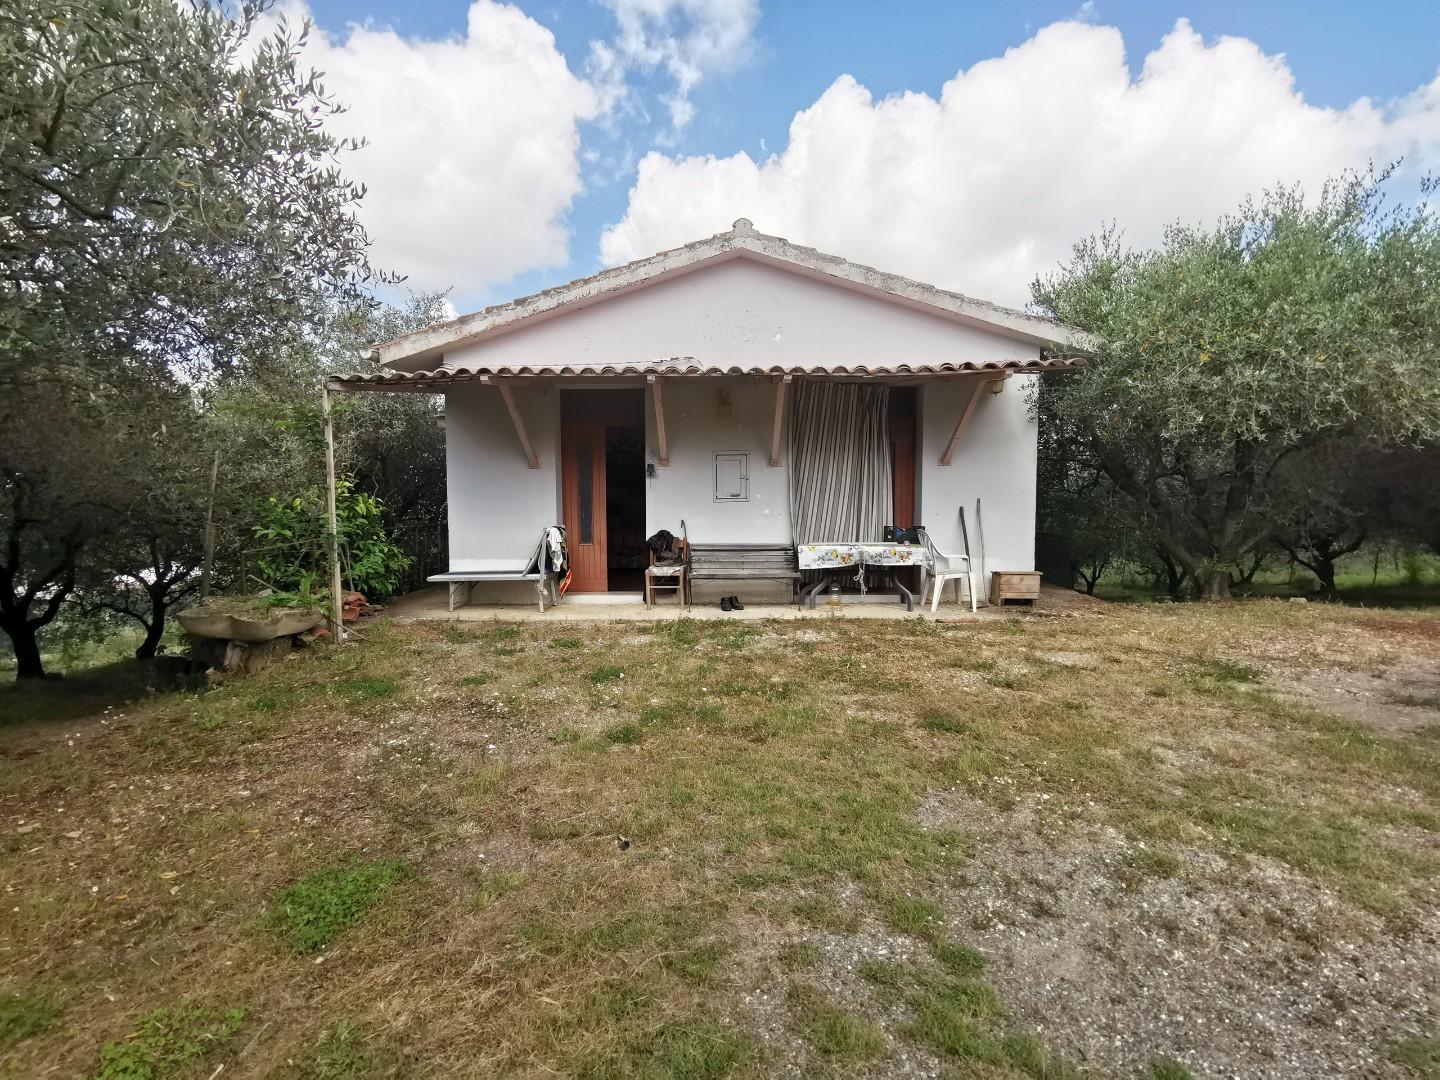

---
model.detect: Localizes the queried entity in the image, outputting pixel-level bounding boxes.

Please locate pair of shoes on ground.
[719,595,745,612]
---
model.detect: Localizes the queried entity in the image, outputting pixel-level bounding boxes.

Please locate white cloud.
[600,19,1440,305]
[587,0,759,134]
[261,1,599,299]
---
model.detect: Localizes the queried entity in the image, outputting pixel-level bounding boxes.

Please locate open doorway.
[560,389,646,593]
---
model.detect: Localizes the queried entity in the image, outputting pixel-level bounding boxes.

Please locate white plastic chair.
[918,529,977,614]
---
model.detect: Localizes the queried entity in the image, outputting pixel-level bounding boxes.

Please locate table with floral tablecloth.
[797,543,931,609]
[797,543,931,569]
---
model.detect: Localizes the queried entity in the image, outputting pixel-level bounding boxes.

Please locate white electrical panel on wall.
[713,452,749,502]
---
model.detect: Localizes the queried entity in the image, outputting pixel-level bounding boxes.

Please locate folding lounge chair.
[427,529,561,613]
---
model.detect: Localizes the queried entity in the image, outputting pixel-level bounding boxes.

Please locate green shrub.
[252,478,412,600]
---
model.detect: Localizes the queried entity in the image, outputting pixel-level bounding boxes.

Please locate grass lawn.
[1,602,1438,1077]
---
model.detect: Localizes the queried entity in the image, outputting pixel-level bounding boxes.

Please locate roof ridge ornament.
[731,217,755,235]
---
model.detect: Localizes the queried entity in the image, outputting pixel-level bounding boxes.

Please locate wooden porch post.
[322,382,345,643]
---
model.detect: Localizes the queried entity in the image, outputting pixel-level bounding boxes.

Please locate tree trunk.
[134,583,170,660]
[1201,568,1233,601]
[2,617,46,680]
[1155,548,1187,600]
[135,611,165,660]
[1236,550,1266,586]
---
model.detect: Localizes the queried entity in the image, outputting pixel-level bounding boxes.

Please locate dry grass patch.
[0,604,1436,1076]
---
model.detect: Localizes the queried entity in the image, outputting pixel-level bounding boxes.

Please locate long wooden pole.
[199,450,220,600]
[322,383,345,643]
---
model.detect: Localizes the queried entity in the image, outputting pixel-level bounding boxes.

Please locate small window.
[578,441,594,543]
[714,452,749,502]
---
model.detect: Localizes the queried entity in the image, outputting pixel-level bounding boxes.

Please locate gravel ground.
[919,791,1440,1078]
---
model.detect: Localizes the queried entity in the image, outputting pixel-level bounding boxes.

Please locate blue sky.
[279,0,1440,311]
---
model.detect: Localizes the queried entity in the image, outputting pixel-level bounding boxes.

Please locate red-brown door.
[890,390,917,527]
[562,421,608,592]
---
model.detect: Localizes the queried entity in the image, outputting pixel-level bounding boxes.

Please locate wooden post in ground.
[200,450,220,600]
[322,383,345,643]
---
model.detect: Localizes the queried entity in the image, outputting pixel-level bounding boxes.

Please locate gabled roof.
[367,218,1094,368]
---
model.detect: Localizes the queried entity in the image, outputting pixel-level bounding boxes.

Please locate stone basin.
[177,607,324,643]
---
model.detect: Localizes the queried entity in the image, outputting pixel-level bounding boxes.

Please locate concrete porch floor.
[379,584,1093,623]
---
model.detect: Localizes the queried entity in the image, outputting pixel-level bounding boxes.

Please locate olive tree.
[1,0,382,677]
[1033,173,1440,598]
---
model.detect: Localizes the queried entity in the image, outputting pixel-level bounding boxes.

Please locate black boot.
[729,595,745,611]
[720,596,734,611]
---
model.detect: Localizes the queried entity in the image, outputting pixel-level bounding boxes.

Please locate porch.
[378,582,1091,623]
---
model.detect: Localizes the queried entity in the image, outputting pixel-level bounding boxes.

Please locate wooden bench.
[685,543,800,605]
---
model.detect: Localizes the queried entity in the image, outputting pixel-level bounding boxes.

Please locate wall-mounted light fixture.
[987,379,1006,395]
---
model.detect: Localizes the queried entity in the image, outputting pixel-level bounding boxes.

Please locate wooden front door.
[562,420,608,592]
[890,388,917,527]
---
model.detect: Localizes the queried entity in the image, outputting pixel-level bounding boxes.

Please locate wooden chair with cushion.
[644,537,687,607]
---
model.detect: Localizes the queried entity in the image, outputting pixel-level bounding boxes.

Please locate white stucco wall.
[441,257,1037,370]
[443,382,560,602]
[918,375,1038,584]
[643,378,790,544]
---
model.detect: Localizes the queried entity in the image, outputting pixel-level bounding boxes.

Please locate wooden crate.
[989,570,1041,606]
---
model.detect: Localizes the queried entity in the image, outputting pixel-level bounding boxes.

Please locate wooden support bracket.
[649,375,669,466]
[769,374,791,467]
[939,377,989,465]
[497,383,539,469]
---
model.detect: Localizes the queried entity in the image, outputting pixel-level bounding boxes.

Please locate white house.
[329,219,1089,608]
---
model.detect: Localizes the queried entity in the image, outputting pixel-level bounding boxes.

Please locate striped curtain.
[788,380,892,544]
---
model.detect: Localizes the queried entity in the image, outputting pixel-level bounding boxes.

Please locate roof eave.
[327,355,1086,394]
